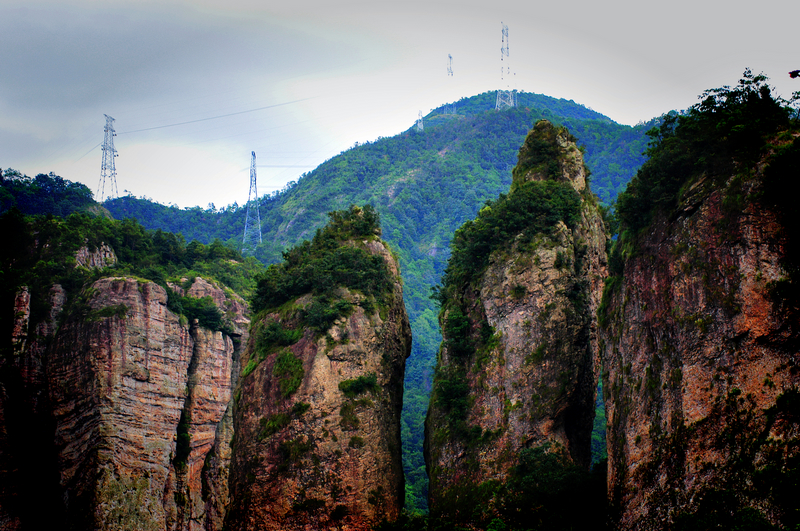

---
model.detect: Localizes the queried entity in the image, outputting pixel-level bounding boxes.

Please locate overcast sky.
[2,0,797,209]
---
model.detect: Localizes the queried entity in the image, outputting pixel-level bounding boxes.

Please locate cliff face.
[1,256,248,530]
[601,142,800,527]
[50,277,195,530]
[226,236,411,530]
[425,121,606,523]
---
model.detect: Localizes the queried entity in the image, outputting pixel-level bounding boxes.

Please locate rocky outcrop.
[225,236,411,530]
[170,276,250,335]
[75,243,117,269]
[1,273,247,530]
[425,120,606,522]
[11,287,30,352]
[600,152,800,528]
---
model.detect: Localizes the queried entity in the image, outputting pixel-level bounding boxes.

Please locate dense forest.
[0,169,98,217]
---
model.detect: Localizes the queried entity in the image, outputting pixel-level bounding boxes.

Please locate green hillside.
[101,90,651,511]
[1,170,100,218]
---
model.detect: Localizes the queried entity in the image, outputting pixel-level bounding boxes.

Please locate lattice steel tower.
[496,23,515,110]
[446,54,456,115]
[242,151,262,254]
[97,114,119,202]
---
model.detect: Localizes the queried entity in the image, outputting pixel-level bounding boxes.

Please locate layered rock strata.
[1,271,247,530]
[226,238,411,530]
[600,156,800,528]
[425,120,607,521]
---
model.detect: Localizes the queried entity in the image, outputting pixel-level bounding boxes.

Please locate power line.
[76,142,102,162]
[257,165,317,168]
[117,97,314,135]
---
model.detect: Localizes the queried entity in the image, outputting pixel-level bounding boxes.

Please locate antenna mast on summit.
[242,151,262,254]
[496,23,515,111]
[97,114,119,202]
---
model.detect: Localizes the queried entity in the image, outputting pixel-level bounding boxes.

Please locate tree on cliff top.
[1,170,95,217]
[615,69,794,235]
[250,204,390,317]
[433,121,584,308]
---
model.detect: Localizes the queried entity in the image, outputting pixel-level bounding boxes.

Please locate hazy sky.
[2,0,797,208]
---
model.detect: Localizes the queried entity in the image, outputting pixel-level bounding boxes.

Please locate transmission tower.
[495,23,515,111]
[97,114,118,202]
[416,110,424,132]
[446,54,456,115]
[242,151,262,254]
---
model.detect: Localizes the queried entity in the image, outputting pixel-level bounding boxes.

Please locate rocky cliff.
[600,77,800,529]
[425,120,607,525]
[0,238,249,530]
[224,207,411,530]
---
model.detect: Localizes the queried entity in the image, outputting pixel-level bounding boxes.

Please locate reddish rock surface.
[225,237,411,531]
[600,170,800,528]
[1,273,247,530]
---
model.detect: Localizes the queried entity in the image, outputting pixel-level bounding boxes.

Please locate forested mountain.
[99,90,651,510]
[2,90,649,511]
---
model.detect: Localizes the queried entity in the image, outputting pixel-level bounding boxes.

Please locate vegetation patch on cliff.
[173,409,192,470]
[250,204,390,318]
[762,135,800,317]
[86,303,129,321]
[167,293,225,331]
[242,319,304,377]
[434,178,581,303]
[512,120,568,183]
[339,373,379,397]
[614,69,793,236]
[258,402,310,441]
[277,436,312,473]
[273,349,304,398]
